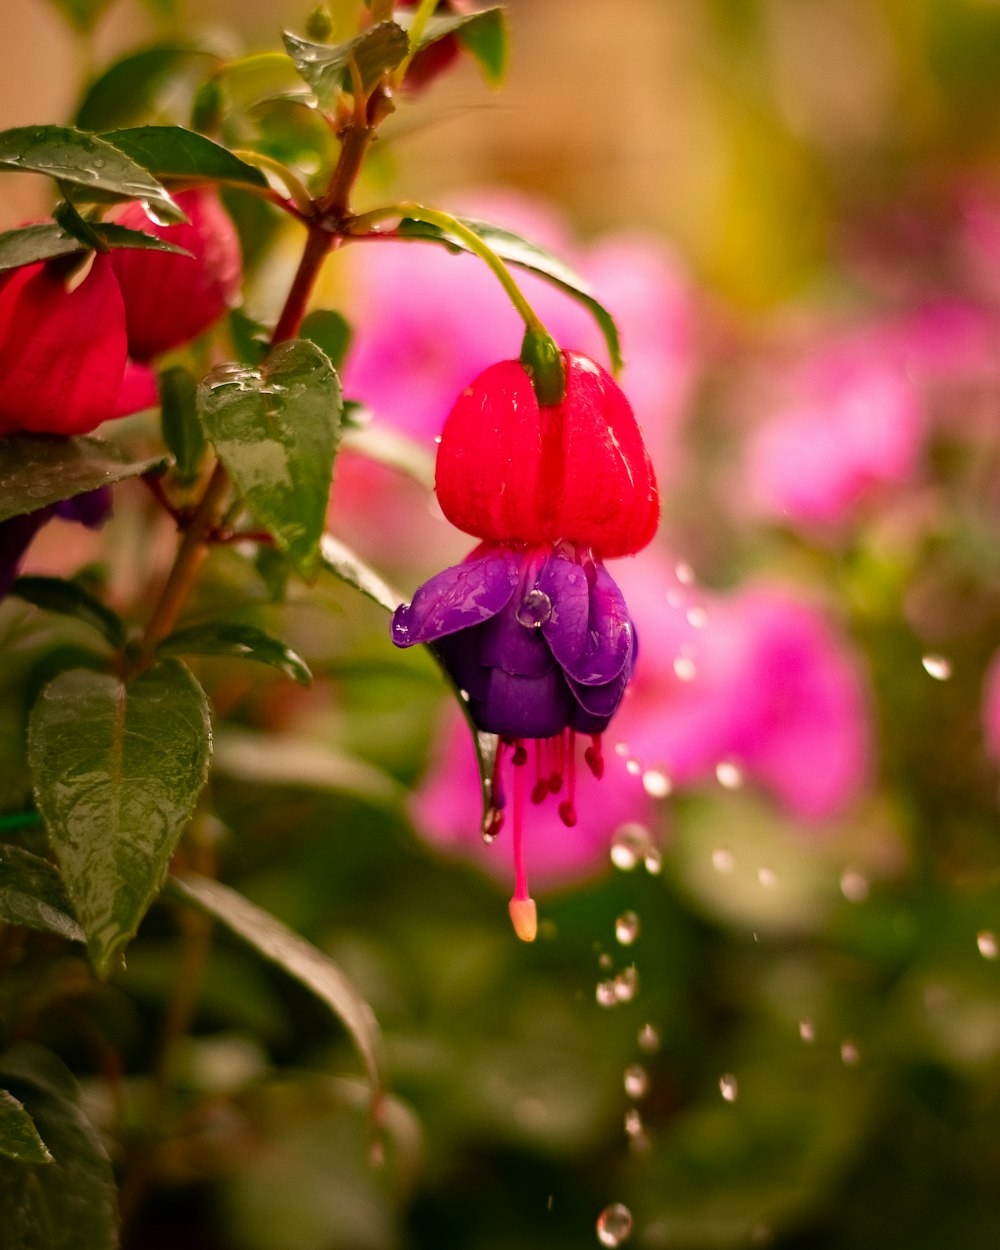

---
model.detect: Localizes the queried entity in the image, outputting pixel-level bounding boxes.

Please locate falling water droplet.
[610,824,651,871]
[644,847,663,875]
[840,1040,860,1065]
[433,434,442,444]
[715,760,744,789]
[686,605,708,629]
[623,1064,649,1099]
[673,654,697,682]
[675,561,694,585]
[642,768,671,798]
[757,866,778,888]
[615,911,640,946]
[481,806,503,844]
[977,930,998,959]
[799,1018,815,1043]
[719,1073,739,1101]
[624,1106,643,1135]
[625,758,642,776]
[638,1023,661,1053]
[596,1203,633,1247]
[596,980,618,1008]
[599,952,614,970]
[840,868,869,902]
[614,741,630,757]
[712,847,735,873]
[614,966,639,1002]
[921,654,952,681]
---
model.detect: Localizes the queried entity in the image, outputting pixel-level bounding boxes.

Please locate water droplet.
[644,847,663,875]
[624,1064,649,1099]
[642,767,672,798]
[799,1018,815,1043]
[675,561,694,585]
[614,742,630,757]
[840,1040,860,1065]
[686,605,708,629]
[978,930,998,959]
[757,866,778,888]
[921,654,952,681]
[614,965,639,1002]
[624,1106,643,1135]
[596,1202,633,1247]
[638,1023,661,1053]
[433,434,442,444]
[615,911,640,946]
[599,952,614,970]
[673,654,697,682]
[712,847,735,873]
[625,758,642,776]
[516,588,553,628]
[840,868,869,902]
[715,760,744,789]
[596,979,618,1008]
[610,824,651,871]
[719,1073,738,1101]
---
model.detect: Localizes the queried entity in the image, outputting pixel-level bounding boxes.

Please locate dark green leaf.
[101,126,269,190]
[51,200,106,252]
[0,221,189,274]
[158,366,205,483]
[0,125,183,224]
[75,45,215,132]
[45,0,115,33]
[167,873,385,1108]
[8,577,127,650]
[28,661,212,978]
[0,1046,118,1248]
[228,309,271,366]
[158,622,312,685]
[282,22,409,105]
[0,1089,51,1165]
[398,214,623,372]
[198,341,343,579]
[318,533,403,614]
[299,309,352,371]
[399,6,508,86]
[0,845,84,944]
[0,436,168,525]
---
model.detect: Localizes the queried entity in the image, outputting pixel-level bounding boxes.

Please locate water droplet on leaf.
[615,911,640,946]
[623,1064,649,1098]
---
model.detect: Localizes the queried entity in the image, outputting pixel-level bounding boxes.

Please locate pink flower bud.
[0,253,127,437]
[110,187,242,361]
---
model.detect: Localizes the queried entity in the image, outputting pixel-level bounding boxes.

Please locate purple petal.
[568,623,637,722]
[55,486,113,529]
[392,547,518,647]
[480,592,556,678]
[540,554,633,685]
[0,510,50,598]
[472,668,573,739]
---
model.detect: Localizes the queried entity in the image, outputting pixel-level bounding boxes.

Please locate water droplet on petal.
[840,868,869,902]
[516,587,553,628]
[596,979,618,1008]
[712,847,735,873]
[596,1202,633,1247]
[922,654,952,680]
[840,1040,860,1065]
[977,930,998,959]
[799,1018,815,1043]
[642,768,671,798]
[623,1064,649,1099]
[719,1073,738,1101]
[638,1023,661,1053]
[615,911,640,946]
[715,760,744,789]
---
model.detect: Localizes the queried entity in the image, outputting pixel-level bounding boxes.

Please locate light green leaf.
[0,1046,118,1247]
[0,1089,51,1165]
[0,125,183,224]
[282,22,409,105]
[28,661,212,978]
[75,45,216,133]
[167,873,386,1108]
[0,221,189,274]
[198,341,343,579]
[0,436,168,525]
[398,213,623,372]
[0,845,84,944]
[101,126,269,190]
[9,577,127,651]
[158,622,312,685]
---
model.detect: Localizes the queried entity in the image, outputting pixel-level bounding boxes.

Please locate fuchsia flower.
[392,350,659,939]
[0,488,112,598]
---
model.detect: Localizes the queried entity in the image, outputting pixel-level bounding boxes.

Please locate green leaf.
[0,845,84,944]
[400,6,508,86]
[75,45,215,133]
[158,622,312,685]
[318,533,403,614]
[28,661,212,978]
[0,125,183,224]
[198,341,343,579]
[167,873,386,1108]
[9,577,127,651]
[0,221,190,274]
[0,1046,118,1248]
[158,366,205,483]
[101,126,269,190]
[45,0,115,33]
[398,213,623,372]
[299,309,352,371]
[0,1089,51,1165]
[282,22,409,105]
[0,436,168,525]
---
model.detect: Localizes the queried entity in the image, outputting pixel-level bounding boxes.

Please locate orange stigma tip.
[508,896,538,942]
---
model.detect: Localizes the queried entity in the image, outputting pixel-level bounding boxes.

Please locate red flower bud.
[0,253,127,437]
[110,187,242,361]
[435,351,659,559]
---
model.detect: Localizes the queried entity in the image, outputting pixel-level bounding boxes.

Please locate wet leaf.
[101,125,269,190]
[397,214,622,372]
[0,1089,51,1165]
[0,221,190,273]
[158,365,205,483]
[0,1046,118,1248]
[198,341,343,579]
[75,45,215,132]
[0,125,183,224]
[0,845,84,944]
[158,621,312,685]
[283,22,409,105]
[0,436,168,525]
[28,661,212,978]
[9,576,127,651]
[167,873,386,1108]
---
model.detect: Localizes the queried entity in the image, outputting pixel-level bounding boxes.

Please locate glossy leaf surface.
[283,22,409,104]
[0,222,189,274]
[101,126,269,190]
[9,576,127,650]
[0,845,84,944]
[0,1089,51,1165]
[158,621,312,685]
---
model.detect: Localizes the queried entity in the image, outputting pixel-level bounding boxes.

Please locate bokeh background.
[6,1,1000,1248]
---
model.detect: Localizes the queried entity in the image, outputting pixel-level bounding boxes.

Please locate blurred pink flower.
[982,650,1000,769]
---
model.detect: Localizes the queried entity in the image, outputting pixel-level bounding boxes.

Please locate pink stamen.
[558,729,577,826]
[549,731,563,793]
[584,733,604,779]
[531,739,548,804]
